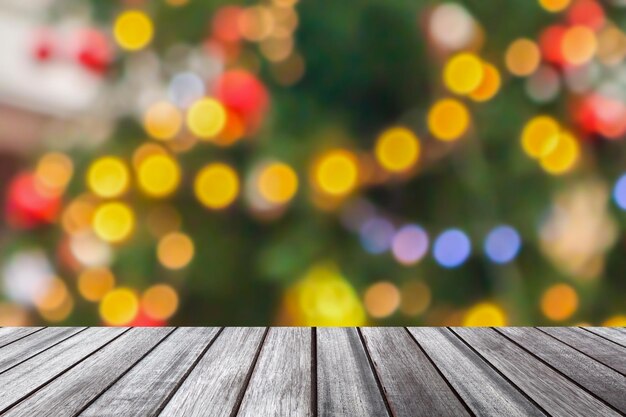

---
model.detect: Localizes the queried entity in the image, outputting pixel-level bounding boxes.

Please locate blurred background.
[0,0,625,327]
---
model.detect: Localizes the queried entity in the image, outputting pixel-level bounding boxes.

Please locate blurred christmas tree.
[1,0,626,327]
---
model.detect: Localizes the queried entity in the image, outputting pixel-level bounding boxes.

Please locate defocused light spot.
[428,99,470,141]
[187,98,227,139]
[429,3,475,51]
[270,52,306,86]
[141,284,179,321]
[238,6,275,41]
[168,72,205,108]
[443,53,484,95]
[313,150,359,197]
[78,267,115,302]
[603,315,626,327]
[391,224,429,265]
[113,11,154,51]
[360,218,395,254]
[70,231,113,267]
[146,205,181,238]
[521,116,560,158]
[2,250,53,305]
[540,25,567,65]
[539,0,571,12]
[364,281,400,319]
[0,303,29,326]
[87,157,130,198]
[143,101,182,141]
[526,65,561,103]
[93,202,135,243]
[258,162,298,204]
[100,287,139,325]
[505,38,541,76]
[62,197,96,235]
[469,63,501,102]
[541,283,578,321]
[157,232,194,270]
[374,127,420,173]
[463,302,507,326]
[260,36,294,62]
[34,277,68,313]
[137,154,181,198]
[484,225,521,264]
[539,131,580,175]
[400,280,431,316]
[567,0,605,30]
[613,173,626,210]
[433,229,471,268]
[562,25,597,65]
[194,163,239,209]
[35,153,73,194]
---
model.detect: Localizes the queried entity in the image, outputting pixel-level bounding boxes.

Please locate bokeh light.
[539,0,572,12]
[433,229,471,268]
[613,173,626,210]
[87,157,130,198]
[463,302,507,326]
[443,53,485,95]
[257,162,299,205]
[143,101,182,141]
[194,163,239,209]
[526,66,561,103]
[169,72,205,109]
[428,98,470,141]
[113,10,154,51]
[603,315,626,327]
[521,116,560,158]
[141,284,179,321]
[313,150,359,197]
[93,202,135,243]
[484,225,521,264]
[186,98,227,139]
[469,63,501,102]
[99,287,139,325]
[360,217,395,254]
[541,283,578,321]
[146,205,182,238]
[157,232,195,270]
[78,267,115,302]
[374,127,420,173]
[35,152,73,194]
[429,3,475,51]
[137,154,181,198]
[562,25,597,65]
[539,131,580,175]
[399,280,431,316]
[505,38,541,76]
[391,224,429,265]
[363,281,401,319]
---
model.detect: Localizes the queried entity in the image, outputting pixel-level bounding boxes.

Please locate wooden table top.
[0,327,624,416]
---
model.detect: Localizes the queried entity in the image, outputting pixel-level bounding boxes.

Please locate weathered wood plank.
[585,327,626,348]
[539,327,626,375]
[159,327,267,417]
[0,327,43,349]
[361,327,470,417]
[498,327,626,412]
[238,327,312,417]
[317,328,389,417]
[2,328,172,417]
[408,327,544,417]
[0,327,85,374]
[0,327,127,413]
[454,327,621,417]
[80,327,220,417]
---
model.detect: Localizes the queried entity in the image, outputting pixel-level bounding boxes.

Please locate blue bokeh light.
[360,217,395,254]
[433,228,471,268]
[613,173,626,211]
[484,225,521,264]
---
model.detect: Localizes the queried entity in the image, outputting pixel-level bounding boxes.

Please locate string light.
[87,157,130,198]
[427,98,470,141]
[433,229,471,268]
[157,232,195,269]
[391,225,429,265]
[541,283,578,321]
[93,202,135,243]
[143,101,182,141]
[137,154,181,198]
[313,150,359,197]
[374,127,420,173]
[194,163,239,209]
[187,98,227,139]
[99,287,139,325]
[484,225,521,264]
[113,10,154,51]
[443,53,484,95]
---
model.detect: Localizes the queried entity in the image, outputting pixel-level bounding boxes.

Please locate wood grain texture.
[453,327,621,417]
[2,327,172,417]
[362,327,470,417]
[238,327,312,417]
[81,327,221,417]
[317,327,389,417]
[539,327,626,375]
[585,327,626,348]
[0,327,128,413]
[498,327,626,412]
[159,327,266,417]
[0,327,43,348]
[408,327,544,417]
[0,327,85,374]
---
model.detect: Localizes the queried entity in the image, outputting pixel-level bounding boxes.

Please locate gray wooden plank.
[0,327,127,413]
[361,327,470,417]
[238,327,312,417]
[159,327,267,417]
[317,328,389,417]
[80,327,221,417]
[0,327,85,373]
[3,327,172,417]
[453,327,621,417]
[0,327,43,348]
[498,327,626,412]
[408,327,544,417]
[539,327,626,375]
[585,327,626,348]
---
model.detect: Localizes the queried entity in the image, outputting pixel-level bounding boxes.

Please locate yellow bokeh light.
[505,38,541,77]
[78,268,115,302]
[35,152,74,193]
[141,284,179,321]
[258,162,299,204]
[194,163,239,209]
[463,302,507,326]
[400,280,431,316]
[313,150,359,197]
[87,157,130,198]
[143,101,182,141]
[427,98,470,141]
[100,287,139,326]
[521,116,561,158]
[443,53,485,95]
[35,277,68,313]
[113,10,154,51]
[539,131,579,175]
[602,315,626,327]
[539,0,571,12]
[562,25,597,66]
[541,283,578,321]
[469,63,501,102]
[374,127,421,173]
[62,196,97,235]
[363,281,401,319]
[93,202,135,243]
[137,154,181,198]
[157,232,195,270]
[187,98,227,139]
[132,143,167,170]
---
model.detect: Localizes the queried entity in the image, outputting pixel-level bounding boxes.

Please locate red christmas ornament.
[5,173,61,229]
[74,29,113,75]
[214,69,269,134]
